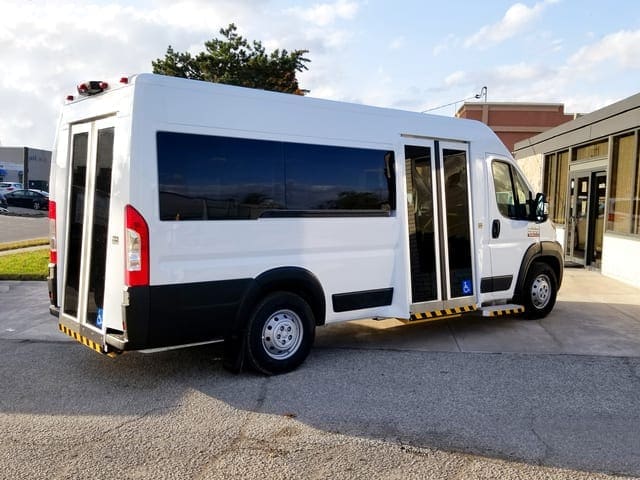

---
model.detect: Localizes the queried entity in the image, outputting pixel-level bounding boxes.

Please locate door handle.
[492,219,501,239]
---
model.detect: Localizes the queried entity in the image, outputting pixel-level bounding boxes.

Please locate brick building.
[456,102,576,152]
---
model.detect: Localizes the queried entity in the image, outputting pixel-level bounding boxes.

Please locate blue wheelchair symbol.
[461,280,473,296]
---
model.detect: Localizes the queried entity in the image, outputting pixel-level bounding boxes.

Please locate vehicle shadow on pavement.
[1,300,639,477]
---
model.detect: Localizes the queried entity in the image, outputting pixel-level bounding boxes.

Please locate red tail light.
[49,200,57,264]
[125,205,149,286]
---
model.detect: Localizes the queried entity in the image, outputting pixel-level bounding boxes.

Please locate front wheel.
[245,292,315,375]
[521,262,558,319]
[33,201,41,210]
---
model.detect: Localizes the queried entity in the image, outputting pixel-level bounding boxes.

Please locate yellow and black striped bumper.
[58,323,105,355]
[410,304,477,321]
[483,306,525,317]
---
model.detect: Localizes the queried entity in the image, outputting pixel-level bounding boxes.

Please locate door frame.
[565,162,607,267]
[402,137,476,314]
[60,117,116,330]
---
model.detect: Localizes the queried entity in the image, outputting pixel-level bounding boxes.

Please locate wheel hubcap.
[531,274,551,309]
[262,309,303,360]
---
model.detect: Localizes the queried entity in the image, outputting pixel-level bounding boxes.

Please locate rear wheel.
[521,262,557,319]
[245,292,315,375]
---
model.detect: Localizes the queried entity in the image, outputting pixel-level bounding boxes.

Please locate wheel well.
[514,242,564,302]
[239,267,326,328]
[540,255,562,287]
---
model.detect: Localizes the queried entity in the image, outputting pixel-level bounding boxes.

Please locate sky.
[1,0,639,150]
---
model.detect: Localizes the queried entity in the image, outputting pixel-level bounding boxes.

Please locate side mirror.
[529,192,548,223]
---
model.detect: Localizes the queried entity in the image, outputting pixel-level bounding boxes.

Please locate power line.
[421,86,487,113]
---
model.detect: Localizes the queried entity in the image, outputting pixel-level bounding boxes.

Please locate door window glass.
[86,127,114,327]
[405,145,437,303]
[491,161,531,220]
[492,161,513,217]
[444,149,473,297]
[63,132,89,317]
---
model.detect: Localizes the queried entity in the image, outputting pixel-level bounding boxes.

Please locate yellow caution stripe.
[58,323,104,355]
[486,306,525,317]
[411,304,477,321]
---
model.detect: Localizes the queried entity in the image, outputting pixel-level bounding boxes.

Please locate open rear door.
[59,118,115,351]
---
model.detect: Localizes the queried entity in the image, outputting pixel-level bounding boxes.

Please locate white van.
[48,74,563,374]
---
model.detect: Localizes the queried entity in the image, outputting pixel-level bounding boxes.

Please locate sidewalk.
[317,268,640,358]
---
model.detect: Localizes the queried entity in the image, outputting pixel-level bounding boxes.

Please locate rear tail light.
[125,205,149,287]
[49,200,57,264]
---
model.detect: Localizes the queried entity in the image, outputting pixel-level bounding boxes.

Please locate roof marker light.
[66,95,74,101]
[77,80,109,96]
[119,76,129,84]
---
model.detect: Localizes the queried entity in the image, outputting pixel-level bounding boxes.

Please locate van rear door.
[59,118,116,350]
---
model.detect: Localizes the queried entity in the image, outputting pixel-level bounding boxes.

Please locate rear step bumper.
[57,318,120,357]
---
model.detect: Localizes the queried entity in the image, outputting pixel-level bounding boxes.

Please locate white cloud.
[0,0,357,149]
[464,0,558,49]
[568,29,640,71]
[432,34,457,56]
[287,0,359,27]
[444,71,468,87]
[494,62,540,81]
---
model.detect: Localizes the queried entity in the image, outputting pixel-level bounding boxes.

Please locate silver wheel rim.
[262,309,303,360]
[531,273,552,309]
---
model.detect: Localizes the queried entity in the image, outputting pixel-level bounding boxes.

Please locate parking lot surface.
[1,270,639,479]
[0,208,48,244]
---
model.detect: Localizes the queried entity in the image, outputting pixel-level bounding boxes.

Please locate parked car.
[0,182,23,194]
[4,189,49,210]
[0,192,8,212]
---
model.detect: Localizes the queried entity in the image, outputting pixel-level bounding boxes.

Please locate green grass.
[0,238,49,252]
[0,249,49,280]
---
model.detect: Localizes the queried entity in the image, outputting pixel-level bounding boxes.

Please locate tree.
[152,24,310,95]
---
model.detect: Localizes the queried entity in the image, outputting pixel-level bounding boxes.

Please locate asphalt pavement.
[0,207,48,244]
[1,270,639,479]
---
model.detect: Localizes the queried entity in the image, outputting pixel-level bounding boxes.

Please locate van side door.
[484,156,537,302]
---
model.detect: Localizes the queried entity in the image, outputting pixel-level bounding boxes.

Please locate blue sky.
[1,0,639,149]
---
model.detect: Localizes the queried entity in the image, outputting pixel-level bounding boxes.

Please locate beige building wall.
[516,153,544,192]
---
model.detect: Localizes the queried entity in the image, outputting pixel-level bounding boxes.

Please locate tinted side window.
[285,143,392,211]
[157,132,285,220]
[157,132,394,220]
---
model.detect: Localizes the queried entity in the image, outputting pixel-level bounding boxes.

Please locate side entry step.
[407,304,477,322]
[479,304,525,317]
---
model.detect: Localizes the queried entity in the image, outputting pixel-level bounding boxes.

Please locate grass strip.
[0,249,49,280]
[0,238,49,252]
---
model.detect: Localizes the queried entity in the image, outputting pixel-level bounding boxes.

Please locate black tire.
[245,292,315,375]
[521,262,558,319]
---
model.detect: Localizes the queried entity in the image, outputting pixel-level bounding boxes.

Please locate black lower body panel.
[122,279,253,350]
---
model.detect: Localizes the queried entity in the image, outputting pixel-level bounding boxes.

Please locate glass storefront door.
[565,170,606,267]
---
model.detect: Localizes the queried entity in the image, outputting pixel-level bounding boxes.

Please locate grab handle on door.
[492,219,501,239]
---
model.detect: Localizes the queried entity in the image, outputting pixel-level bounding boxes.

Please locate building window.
[543,150,568,224]
[607,132,639,235]
[573,140,608,161]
